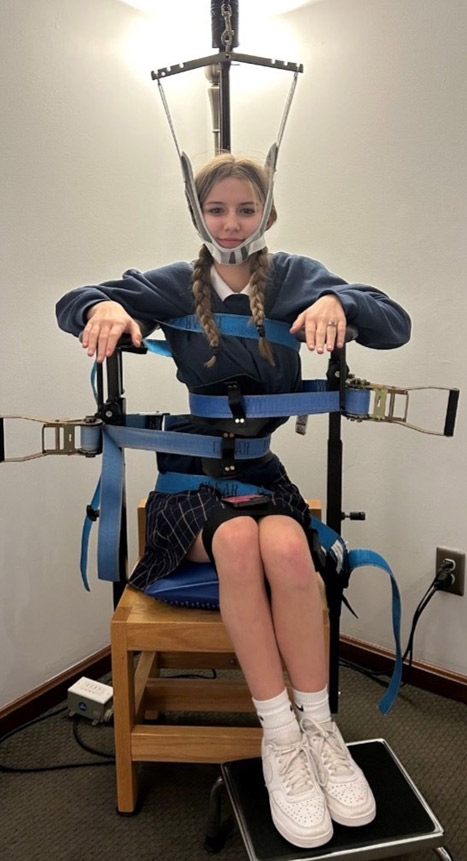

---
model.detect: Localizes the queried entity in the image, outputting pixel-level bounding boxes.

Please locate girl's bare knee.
[260,517,315,589]
[212,516,259,568]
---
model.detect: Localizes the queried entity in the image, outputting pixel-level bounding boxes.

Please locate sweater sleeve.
[268,253,411,350]
[56,262,194,337]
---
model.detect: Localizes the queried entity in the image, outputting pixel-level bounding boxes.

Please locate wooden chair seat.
[111,498,328,813]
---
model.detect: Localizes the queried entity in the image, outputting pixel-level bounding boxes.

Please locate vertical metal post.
[326,344,347,712]
[98,349,128,609]
[210,1,239,153]
[219,61,231,152]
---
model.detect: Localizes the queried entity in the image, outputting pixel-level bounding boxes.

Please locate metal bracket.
[0,415,102,462]
[151,51,303,81]
[346,380,459,436]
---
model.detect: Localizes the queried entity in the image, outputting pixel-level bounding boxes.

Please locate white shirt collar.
[210,265,250,300]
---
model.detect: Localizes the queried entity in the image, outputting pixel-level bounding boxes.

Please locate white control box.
[67,676,113,723]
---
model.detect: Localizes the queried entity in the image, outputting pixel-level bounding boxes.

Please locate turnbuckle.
[0,415,103,462]
[347,380,459,436]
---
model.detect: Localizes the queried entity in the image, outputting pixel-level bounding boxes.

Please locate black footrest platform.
[221,739,448,860]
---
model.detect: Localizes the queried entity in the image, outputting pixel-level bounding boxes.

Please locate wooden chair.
[111,498,328,813]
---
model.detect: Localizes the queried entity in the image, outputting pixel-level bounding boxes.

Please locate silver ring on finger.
[327,320,337,327]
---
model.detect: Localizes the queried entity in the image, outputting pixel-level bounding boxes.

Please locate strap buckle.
[226,382,246,425]
[221,431,237,475]
[347,379,459,436]
[0,415,102,462]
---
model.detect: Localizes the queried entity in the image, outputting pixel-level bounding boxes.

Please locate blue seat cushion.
[144,561,220,610]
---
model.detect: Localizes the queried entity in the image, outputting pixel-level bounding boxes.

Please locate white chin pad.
[180,148,277,265]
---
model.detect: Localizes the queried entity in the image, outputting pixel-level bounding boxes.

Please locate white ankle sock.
[252,689,301,744]
[292,686,331,723]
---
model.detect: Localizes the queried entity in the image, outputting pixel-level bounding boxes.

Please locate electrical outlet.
[436,547,465,596]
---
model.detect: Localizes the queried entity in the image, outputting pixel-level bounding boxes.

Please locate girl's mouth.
[218,238,244,247]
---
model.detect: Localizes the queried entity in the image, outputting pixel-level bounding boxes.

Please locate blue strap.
[104,425,271,460]
[97,430,125,582]
[189,381,371,419]
[80,478,100,591]
[347,548,403,715]
[93,425,270,583]
[155,472,269,497]
[144,314,300,357]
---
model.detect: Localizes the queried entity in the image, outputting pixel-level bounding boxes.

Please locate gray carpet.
[0,667,464,861]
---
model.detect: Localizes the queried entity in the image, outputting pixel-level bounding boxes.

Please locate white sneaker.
[261,735,333,847]
[300,718,376,827]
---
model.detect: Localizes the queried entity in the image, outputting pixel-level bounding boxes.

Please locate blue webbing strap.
[144,313,300,357]
[189,381,371,419]
[155,472,268,496]
[97,430,125,585]
[91,424,271,585]
[347,548,403,716]
[79,478,100,592]
[105,424,271,459]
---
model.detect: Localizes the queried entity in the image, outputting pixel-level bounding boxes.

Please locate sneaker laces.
[274,738,321,797]
[301,719,355,782]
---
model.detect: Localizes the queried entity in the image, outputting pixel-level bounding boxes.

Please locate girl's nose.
[224,211,241,231]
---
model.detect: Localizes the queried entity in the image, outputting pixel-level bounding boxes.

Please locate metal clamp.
[347,379,459,436]
[0,415,103,462]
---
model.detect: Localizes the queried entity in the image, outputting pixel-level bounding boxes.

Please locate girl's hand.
[82,301,142,363]
[290,295,347,354]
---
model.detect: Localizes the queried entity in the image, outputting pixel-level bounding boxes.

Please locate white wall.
[1,0,466,709]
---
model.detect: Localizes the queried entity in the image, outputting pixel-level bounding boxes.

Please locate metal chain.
[221,2,234,52]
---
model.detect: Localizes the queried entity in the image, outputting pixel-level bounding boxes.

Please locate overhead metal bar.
[151,52,303,80]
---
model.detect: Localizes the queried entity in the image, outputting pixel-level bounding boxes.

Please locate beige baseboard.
[0,647,111,737]
[340,635,467,703]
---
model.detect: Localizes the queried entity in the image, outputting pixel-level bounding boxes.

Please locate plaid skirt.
[129,456,311,591]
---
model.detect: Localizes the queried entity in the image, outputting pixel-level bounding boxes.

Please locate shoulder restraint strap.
[144,314,300,357]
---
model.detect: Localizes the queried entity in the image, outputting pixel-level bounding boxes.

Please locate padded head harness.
[156,71,299,264]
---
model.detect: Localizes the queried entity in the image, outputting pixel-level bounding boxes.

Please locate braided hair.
[191,154,277,367]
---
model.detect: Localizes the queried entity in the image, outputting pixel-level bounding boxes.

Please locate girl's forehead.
[206,175,260,201]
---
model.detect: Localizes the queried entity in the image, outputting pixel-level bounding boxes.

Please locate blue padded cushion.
[144,561,220,610]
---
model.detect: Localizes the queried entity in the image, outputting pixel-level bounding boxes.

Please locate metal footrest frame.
[205,739,454,861]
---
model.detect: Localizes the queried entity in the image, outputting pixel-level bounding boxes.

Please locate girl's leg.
[186,518,333,848]
[258,515,376,828]
[258,515,327,692]
[186,520,285,698]
[211,516,286,700]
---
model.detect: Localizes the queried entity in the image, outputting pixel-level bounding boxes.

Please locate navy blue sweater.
[56,252,411,392]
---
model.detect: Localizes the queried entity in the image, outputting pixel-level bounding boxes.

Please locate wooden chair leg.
[111,614,139,813]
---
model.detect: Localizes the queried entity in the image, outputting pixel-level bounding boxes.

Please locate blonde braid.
[249,248,275,366]
[192,245,220,367]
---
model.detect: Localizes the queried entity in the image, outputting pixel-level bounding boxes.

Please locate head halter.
[156,70,299,265]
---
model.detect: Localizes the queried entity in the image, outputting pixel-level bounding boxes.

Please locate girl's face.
[201,177,264,250]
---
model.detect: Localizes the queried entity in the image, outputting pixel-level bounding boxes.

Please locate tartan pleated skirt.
[129,455,311,591]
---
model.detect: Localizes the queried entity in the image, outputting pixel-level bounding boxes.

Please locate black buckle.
[227,383,246,425]
[86,505,100,522]
[221,432,237,476]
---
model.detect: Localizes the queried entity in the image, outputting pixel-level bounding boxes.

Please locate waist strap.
[189,381,371,419]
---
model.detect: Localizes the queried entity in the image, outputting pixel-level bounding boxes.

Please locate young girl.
[57,154,411,849]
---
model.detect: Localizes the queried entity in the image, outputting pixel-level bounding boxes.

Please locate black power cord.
[340,558,457,688]
[0,708,115,774]
[0,666,219,773]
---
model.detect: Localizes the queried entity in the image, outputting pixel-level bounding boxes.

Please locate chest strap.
[145,313,300,357]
